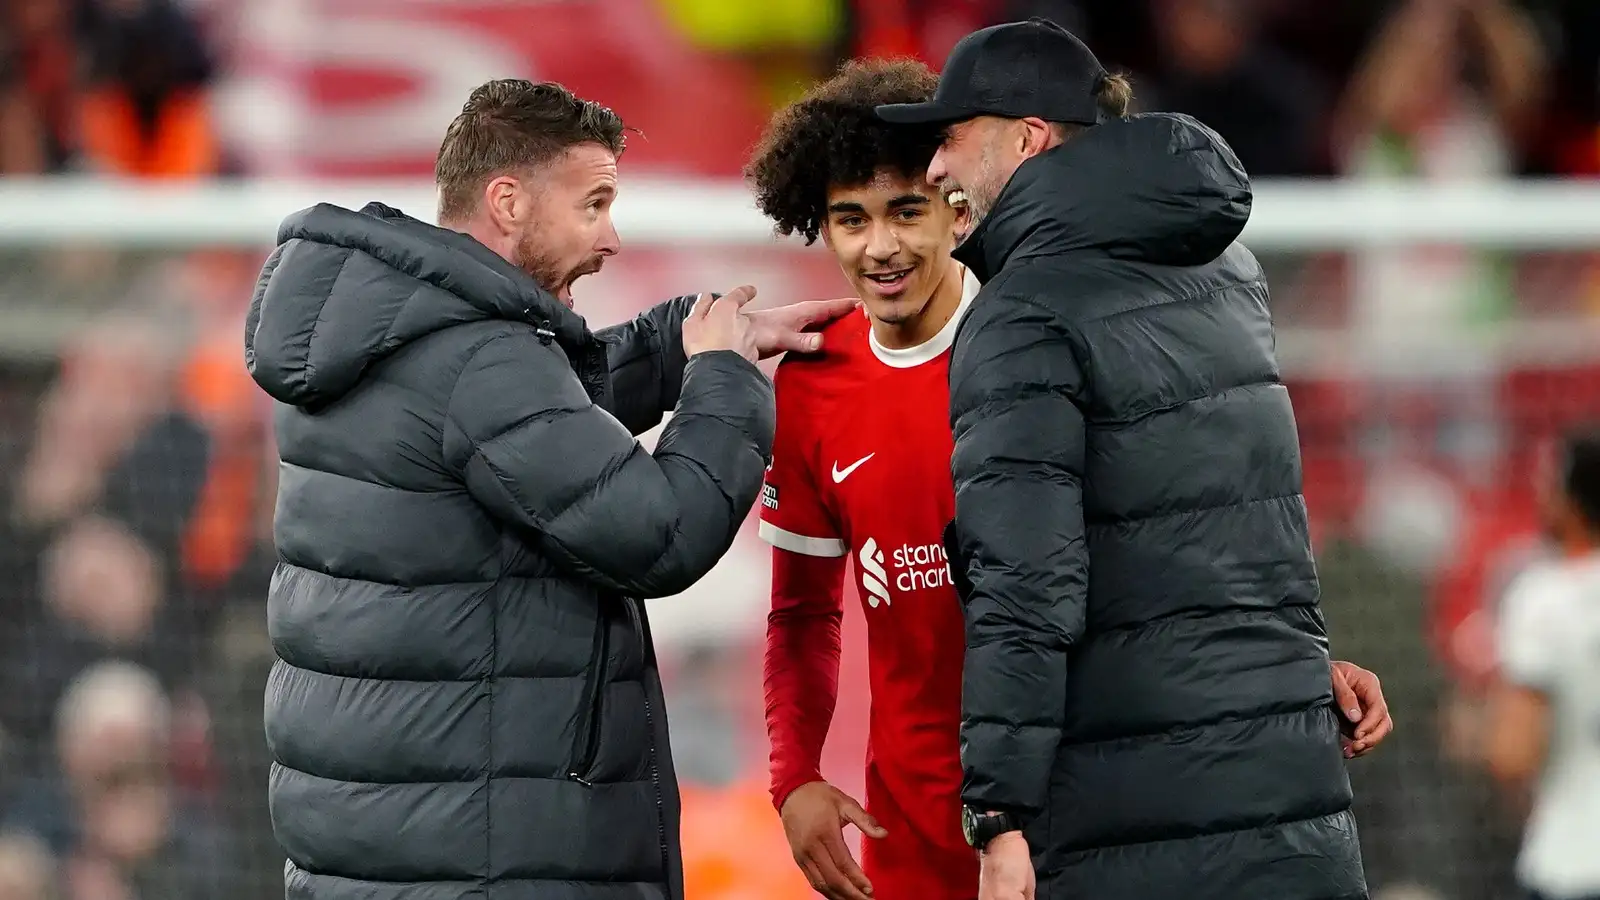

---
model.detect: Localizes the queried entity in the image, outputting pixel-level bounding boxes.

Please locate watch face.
[961,808,978,846]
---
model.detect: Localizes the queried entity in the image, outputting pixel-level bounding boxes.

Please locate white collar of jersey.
[867,265,980,369]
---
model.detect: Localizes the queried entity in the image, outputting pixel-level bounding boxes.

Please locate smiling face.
[926,116,1026,248]
[822,168,959,326]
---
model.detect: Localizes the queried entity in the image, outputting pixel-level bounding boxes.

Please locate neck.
[1563,527,1600,559]
[870,260,967,350]
[442,215,514,263]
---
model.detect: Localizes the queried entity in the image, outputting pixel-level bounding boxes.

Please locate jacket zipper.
[567,607,610,785]
[627,598,672,888]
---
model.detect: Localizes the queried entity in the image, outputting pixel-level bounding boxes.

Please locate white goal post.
[2,177,1600,250]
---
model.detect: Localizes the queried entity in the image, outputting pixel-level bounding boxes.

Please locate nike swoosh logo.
[831,453,875,483]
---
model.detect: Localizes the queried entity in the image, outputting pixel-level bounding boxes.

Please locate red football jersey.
[761,269,979,900]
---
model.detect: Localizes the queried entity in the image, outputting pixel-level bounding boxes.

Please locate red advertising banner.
[223,0,770,178]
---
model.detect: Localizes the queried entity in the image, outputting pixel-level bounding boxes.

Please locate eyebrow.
[586,183,616,199]
[826,193,930,215]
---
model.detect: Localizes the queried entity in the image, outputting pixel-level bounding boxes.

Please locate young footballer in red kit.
[746,59,1394,900]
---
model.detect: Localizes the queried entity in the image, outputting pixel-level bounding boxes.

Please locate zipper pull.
[526,310,556,344]
[567,771,593,787]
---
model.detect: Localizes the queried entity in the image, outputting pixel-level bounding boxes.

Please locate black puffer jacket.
[246,202,774,900]
[945,114,1366,900]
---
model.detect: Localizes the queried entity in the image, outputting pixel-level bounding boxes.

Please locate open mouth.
[864,268,913,288]
[862,267,916,295]
[864,265,915,291]
[946,189,972,235]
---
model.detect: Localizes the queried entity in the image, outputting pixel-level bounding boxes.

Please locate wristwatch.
[961,806,1023,850]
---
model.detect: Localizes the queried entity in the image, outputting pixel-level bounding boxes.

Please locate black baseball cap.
[875,18,1109,127]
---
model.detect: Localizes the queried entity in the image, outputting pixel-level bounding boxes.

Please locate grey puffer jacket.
[246,202,774,900]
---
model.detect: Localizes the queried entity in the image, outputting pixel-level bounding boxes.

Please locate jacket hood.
[953,113,1252,283]
[245,202,590,409]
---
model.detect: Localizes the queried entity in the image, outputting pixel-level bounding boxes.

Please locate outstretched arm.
[600,293,860,435]
[450,329,773,597]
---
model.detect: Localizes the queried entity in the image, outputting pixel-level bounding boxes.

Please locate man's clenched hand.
[779,781,886,900]
[1332,660,1394,758]
[745,296,860,358]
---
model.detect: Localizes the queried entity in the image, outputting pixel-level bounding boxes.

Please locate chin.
[863,297,923,326]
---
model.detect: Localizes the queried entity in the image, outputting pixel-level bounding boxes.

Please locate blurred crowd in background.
[1,0,1600,899]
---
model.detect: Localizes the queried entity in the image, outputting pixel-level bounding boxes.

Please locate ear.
[483,175,524,236]
[1018,117,1056,158]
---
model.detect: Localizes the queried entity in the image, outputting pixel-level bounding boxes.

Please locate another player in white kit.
[1490,428,1600,900]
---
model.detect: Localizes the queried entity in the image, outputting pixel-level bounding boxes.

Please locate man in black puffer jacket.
[247,80,853,900]
[877,20,1369,900]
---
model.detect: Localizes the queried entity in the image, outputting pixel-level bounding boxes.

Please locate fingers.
[1349,700,1393,758]
[1352,673,1388,734]
[798,838,873,900]
[1336,665,1393,758]
[797,856,840,900]
[820,831,875,900]
[688,292,715,320]
[706,292,742,321]
[1330,663,1362,724]
[790,296,862,326]
[722,284,758,308]
[839,797,888,840]
[1347,668,1388,738]
[780,330,824,354]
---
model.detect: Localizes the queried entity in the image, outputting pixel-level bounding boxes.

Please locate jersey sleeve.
[764,547,847,810]
[1497,563,1571,690]
[757,362,845,558]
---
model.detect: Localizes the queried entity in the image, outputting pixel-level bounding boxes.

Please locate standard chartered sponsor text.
[859,537,952,607]
[891,541,952,592]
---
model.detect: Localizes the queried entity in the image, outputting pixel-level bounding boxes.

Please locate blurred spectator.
[1140,0,1332,176]
[838,0,997,68]
[0,516,171,765]
[1486,428,1600,900]
[1,313,211,769]
[165,254,274,600]
[1521,0,1600,176]
[76,0,218,178]
[0,0,77,174]
[196,604,276,900]
[12,313,209,572]
[0,831,54,900]
[1335,0,1546,178]
[3,661,231,900]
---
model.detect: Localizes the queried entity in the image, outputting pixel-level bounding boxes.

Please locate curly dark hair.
[745,59,944,245]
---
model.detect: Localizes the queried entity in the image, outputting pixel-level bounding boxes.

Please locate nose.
[597,215,621,257]
[864,220,900,262]
[926,148,949,187]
